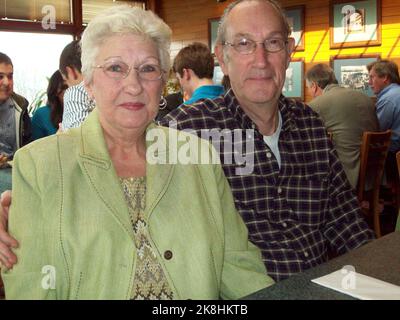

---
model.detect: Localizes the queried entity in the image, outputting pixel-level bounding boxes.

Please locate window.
[82,0,145,24]
[0,31,73,112]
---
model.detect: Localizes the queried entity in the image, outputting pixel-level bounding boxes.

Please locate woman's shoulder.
[32,105,51,118]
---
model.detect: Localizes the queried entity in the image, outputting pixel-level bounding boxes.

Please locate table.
[0,167,12,194]
[243,231,400,300]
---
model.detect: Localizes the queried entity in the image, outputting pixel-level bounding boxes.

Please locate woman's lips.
[119,102,145,110]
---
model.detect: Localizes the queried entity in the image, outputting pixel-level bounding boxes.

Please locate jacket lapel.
[77,113,175,238]
[77,110,134,240]
[145,123,174,220]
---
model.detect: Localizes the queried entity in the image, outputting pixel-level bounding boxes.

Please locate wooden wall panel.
[158,0,400,102]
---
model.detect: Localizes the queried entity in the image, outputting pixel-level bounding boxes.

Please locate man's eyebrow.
[232,31,286,39]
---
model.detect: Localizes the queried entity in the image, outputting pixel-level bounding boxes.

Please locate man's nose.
[253,43,269,65]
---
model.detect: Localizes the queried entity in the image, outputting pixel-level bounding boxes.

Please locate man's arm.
[0,191,18,269]
[376,98,395,131]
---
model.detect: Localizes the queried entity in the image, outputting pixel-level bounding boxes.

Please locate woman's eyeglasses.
[95,60,164,81]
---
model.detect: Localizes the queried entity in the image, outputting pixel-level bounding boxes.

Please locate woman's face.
[86,34,164,133]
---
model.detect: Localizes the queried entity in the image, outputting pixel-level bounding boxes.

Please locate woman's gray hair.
[81,5,172,84]
[216,0,291,57]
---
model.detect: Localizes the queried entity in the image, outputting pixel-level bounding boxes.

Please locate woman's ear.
[84,81,95,101]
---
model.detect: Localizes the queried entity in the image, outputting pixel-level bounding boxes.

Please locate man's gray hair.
[81,5,172,84]
[305,63,338,90]
[216,0,292,46]
[367,60,400,85]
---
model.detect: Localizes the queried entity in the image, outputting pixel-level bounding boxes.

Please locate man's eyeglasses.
[223,38,288,55]
[94,60,164,81]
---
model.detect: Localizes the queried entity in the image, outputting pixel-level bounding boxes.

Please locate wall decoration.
[330,54,380,96]
[285,5,305,51]
[283,58,304,100]
[208,17,220,54]
[330,0,381,48]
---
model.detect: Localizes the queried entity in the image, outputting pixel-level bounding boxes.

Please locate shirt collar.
[378,83,398,99]
[224,89,298,133]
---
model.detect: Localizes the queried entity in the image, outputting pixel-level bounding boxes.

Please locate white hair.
[81,5,172,84]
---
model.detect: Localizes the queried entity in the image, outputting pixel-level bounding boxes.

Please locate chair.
[357,130,391,238]
[396,151,400,232]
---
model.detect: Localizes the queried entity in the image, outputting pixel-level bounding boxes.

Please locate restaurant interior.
[0,0,399,300]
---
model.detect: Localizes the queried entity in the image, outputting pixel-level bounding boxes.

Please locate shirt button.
[164,250,173,260]
[304,251,309,258]
[277,187,282,194]
[282,222,287,228]
[266,152,272,158]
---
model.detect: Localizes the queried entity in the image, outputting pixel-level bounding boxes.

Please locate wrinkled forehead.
[225,1,287,39]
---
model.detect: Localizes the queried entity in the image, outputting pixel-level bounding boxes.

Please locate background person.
[173,42,224,105]
[306,63,379,189]
[31,70,68,140]
[59,40,95,130]
[0,52,31,161]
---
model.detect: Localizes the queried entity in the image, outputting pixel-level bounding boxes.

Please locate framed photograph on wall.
[285,5,305,51]
[330,0,381,48]
[283,58,304,100]
[330,54,380,97]
[208,17,220,54]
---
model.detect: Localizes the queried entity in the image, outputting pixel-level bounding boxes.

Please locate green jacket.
[2,110,273,300]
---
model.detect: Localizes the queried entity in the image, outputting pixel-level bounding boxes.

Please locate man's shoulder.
[11,92,29,109]
[159,96,228,129]
[65,82,90,98]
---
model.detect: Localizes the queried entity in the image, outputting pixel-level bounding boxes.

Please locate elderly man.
[0,0,375,282]
[306,63,379,189]
[367,60,400,154]
[0,53,31,161]
[161,0,375,281]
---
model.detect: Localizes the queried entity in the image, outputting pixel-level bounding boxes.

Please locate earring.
[159,95,167,110]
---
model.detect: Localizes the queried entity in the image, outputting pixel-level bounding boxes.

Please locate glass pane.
[0,0,72,24]
[0,31,73,113]
[82,0,145,24]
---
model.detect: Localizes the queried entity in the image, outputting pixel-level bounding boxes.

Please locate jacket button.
[164,250,173,260]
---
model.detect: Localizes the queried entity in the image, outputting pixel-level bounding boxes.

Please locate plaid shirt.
[159,89,375,281]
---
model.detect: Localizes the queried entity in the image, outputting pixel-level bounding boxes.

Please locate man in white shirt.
[59,40,95,130]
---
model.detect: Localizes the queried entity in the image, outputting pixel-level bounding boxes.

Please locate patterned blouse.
[119,176,174,300]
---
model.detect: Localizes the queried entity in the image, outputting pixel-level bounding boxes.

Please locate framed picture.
[283,58,304,100]
[208,17,220,54]
[330,54,380,97]
[330,0,381,48]
[285,5,305,51]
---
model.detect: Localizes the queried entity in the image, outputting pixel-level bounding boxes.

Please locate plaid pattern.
[159,89,375,281]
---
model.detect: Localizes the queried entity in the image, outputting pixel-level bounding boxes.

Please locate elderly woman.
[1,6,272,299]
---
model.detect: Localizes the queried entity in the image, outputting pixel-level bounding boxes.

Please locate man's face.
[216,1,294,110]
[368,67,388,95]
[0,63,14,103]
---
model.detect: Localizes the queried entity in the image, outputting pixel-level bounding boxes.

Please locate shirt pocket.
[287,173,329,227]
